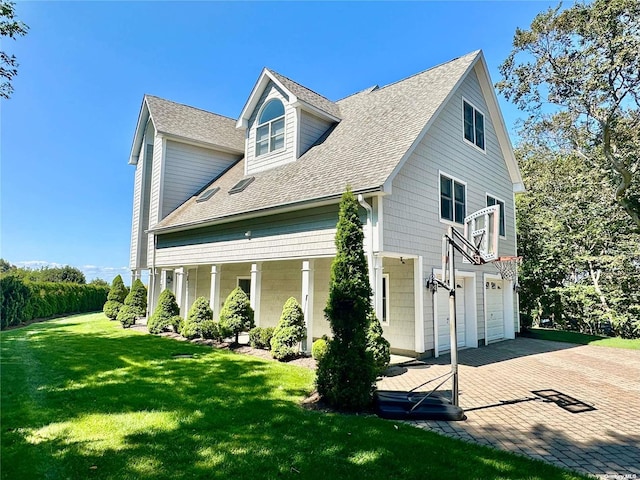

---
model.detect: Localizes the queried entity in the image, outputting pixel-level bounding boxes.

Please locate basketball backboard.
[463,205,500,263]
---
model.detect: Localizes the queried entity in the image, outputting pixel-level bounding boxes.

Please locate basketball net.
[493,256,522,281]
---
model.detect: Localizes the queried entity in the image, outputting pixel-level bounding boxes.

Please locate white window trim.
[381,273,390,325]
[462,97,486,154]
[486,193,507,238]
[255,98,286,158]
[237,276,251,297]
[438,170,467,226]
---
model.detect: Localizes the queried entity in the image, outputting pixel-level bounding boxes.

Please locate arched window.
[256,99,285,156]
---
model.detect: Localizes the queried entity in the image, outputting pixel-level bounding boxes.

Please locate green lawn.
[524,328,640,350]
[1,314,588,480]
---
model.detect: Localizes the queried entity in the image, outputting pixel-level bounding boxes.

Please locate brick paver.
[378,338,640,479]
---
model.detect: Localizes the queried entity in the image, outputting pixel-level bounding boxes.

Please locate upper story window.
[440,173,466,224]
[486,195,506,237]
[463,99,485,151]
[256,99,285,156]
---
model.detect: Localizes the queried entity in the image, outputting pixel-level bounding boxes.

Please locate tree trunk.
[588,260,609,313]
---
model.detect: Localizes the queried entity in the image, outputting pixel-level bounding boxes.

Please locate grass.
[1,314,589,480]
[524,328,640,350]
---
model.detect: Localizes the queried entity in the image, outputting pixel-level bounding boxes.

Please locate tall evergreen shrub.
[219,287,254,343]
[316,189,376,410]
[180,296,213,339]
[103,274,127,320]
[366,312,391,376]
[270,297,306,360]
[117,278,147,328]
[147,288,180,334]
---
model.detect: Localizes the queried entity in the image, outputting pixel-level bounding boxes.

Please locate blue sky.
[2,1,557,284]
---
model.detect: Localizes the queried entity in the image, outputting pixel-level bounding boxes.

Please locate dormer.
[237,68,341,175]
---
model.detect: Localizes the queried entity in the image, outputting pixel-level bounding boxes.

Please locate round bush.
[366,313,390,376]
[201,319,220,340]
[219,287,254,344]
[117,304,138,328]
[103,300,122,321]
[312,337,329,361]
[249,326,275,349]
[271,297,306,360]
[171,315,183,333]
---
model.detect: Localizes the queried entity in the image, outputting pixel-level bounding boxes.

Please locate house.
[127,50,525,357]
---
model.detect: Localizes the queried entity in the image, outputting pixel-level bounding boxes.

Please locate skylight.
[229,177,255,194]
[196,187,220,202]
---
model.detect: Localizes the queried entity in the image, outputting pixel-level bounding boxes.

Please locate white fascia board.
[291,99,341,123]
[157,131,244,156]
[128,98,151,165]
[473,54,525,193]
[236,69,297,129]
[381,52,482,192]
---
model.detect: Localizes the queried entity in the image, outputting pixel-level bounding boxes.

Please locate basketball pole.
[447,226,459,407]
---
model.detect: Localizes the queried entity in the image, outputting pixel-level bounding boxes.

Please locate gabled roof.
[154,50,520,233]
[128,96,244,164]
[237,68,341,128]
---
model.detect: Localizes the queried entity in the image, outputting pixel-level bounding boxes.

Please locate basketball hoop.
[493,256,522,281]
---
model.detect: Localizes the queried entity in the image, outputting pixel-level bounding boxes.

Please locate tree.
[270,297,306,360]
[1,1,28,99]
[218,287,254,343]
[103,274,127,320]
[516,144,640,338]
[147,288,180,334]
[498,0,640,228]
[180,296,213,339]
[117,279,147,328]
[0,258,16,273]
[38,265,86,284]
[316,189,376,410]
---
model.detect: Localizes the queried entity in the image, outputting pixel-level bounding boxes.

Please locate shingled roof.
[268,69,342,120]
[145,96,244,152]
[153,51,486,232]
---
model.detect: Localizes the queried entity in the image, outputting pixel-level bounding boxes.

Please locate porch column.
[250,263,262,327]
[374,256,383,321]
[130,270,136,286]
[174,267,185,317]
[301,260,314,352]
[149,268,161,315]
[414,256,425,353]
[210,265,221,319]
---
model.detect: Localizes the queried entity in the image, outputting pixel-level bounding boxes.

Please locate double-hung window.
[440,174,466,224]
[256,99,285,156]
[463,100,485,151]
[486,195,506,237]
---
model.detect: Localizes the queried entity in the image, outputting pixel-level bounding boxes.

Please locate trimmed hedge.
[0,275,109,329]
[249,326,275,350]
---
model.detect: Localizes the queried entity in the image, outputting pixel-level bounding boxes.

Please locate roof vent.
[229,177,255,194]
[196,187,220,202]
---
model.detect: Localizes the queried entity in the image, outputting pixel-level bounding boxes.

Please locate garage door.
[486,279,504,342]
[437,281,465,352]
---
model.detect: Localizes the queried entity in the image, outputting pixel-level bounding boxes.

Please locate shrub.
[249,326,275,350]
[171,315,183,333]
[271,297,306,360]
[180,296,213,339]
[201,319,220,341]
[219,287,254,343]
[366,313,390,376]
[311,336,329,361]
[117,304,138,328]
[316,189,376,410]
[103,300,122,321]
[0,274,30,329]
[147,289,180,334]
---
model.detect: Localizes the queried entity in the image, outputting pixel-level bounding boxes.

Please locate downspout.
[358,195,375,304]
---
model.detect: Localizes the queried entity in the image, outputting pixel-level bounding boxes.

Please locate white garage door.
[437,282,466,352]
[486,279,504,342]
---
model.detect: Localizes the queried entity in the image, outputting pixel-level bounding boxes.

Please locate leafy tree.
[516,145,639,338]
[270,297,306,360]
[316,189,376,410]
[117,278,147,328]
[498,0,640,228]
[366,313,391,376]
[180,296,213,339]
[89,278,109,287]
[103,274,127,320]
[218,287,254,344]
[0,258,16,273]
[147,288,180,334]
[0,1,28,99]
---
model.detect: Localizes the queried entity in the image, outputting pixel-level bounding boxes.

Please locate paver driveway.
[378,338,640,479]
